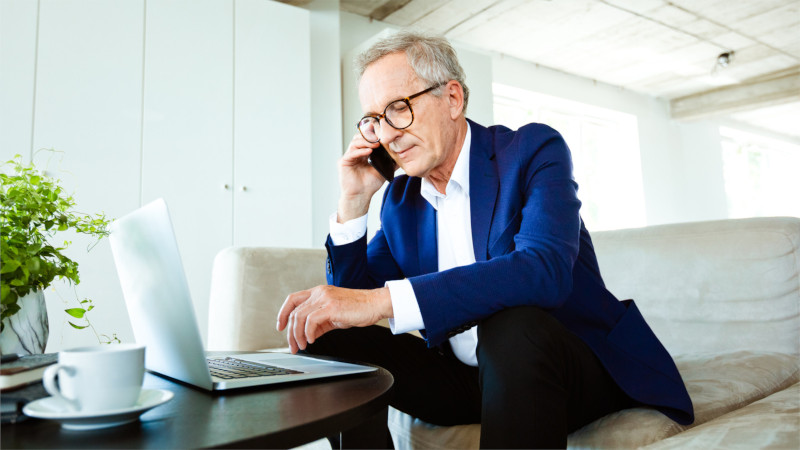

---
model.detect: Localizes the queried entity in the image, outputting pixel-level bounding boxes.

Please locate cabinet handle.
[241,186,247,192]
[222,184,230,190]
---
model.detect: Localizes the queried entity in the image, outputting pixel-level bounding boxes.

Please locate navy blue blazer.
[325,119,694,425]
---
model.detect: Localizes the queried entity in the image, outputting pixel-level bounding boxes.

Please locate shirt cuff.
[386,279,425,334]
[329,212,367,246]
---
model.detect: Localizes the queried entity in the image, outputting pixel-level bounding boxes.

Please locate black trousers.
[307,306,635,449]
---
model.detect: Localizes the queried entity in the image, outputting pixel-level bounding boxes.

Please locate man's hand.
[337,133,391,223]
[276,285,393,353]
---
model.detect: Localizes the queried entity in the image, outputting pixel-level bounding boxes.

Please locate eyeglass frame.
[356,82,447,143]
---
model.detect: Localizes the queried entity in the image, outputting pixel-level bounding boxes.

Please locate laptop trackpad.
[240,353,335,366]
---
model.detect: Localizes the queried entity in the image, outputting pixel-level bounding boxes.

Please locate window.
[720,127,800,219]
[493,83,645,231]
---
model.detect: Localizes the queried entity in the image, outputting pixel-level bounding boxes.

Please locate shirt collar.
[420,123,472,207]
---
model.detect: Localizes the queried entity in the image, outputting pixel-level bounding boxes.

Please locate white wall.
[308,0,343,246]
[0,0,37,160]
[10,0,145,352]
[492,55,730,226]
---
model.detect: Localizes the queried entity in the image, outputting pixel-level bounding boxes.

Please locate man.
[277,31,693,448]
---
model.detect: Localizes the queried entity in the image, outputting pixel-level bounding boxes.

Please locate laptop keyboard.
[207,357,304,379]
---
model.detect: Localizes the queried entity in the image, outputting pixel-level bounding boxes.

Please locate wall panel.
[233,0,312,249]
[31,0,145,349]
[0,0,38,162]
[142,0,234,343]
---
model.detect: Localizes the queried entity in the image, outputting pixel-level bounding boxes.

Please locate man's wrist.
[374,287,394,320]
[385,279,424,334]
[337,195,371,223]
[329,212,367,246]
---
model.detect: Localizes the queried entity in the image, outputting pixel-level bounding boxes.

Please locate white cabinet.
[234,0,311,248]
[141,0,236,342]
[1,0,313,350]
[29,0,145,350]
[0,0,38,159]
[142,0,312,342]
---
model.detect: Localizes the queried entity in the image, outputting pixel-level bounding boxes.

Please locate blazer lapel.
[468,120,499,262]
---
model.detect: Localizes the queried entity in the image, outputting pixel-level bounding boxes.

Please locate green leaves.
[1,259,20,274]
[66,300,98,333]
[0,152,112,330]
[65,307,86,319]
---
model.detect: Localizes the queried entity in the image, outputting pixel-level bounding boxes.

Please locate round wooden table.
[1,365,394,448]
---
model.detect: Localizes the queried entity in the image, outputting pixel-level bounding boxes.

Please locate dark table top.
[1,365,394,449]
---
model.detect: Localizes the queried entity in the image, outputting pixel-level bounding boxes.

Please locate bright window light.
[493,83,646,231]
[720,127,800,219]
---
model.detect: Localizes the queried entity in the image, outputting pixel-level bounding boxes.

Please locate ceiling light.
[711,51,735,76]
[717,52,734,68]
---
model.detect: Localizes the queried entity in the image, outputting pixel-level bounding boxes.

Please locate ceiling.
[294,0,800,139]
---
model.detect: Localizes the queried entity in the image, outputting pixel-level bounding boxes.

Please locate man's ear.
[445,81,465,120]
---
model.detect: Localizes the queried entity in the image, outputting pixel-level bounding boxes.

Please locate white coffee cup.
[43,344,145,413]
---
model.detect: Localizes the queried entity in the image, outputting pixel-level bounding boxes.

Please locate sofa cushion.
[389,411,480,450]
[387,351,800,449]
[592,217,800,357]
[568,351,799,448]
[642,383,800,449]
[680,351,799,425]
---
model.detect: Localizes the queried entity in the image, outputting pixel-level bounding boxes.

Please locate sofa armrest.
[208,247,328,351]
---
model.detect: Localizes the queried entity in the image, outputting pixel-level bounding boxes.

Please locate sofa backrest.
[208,218,800,357]
[208,247,327,351]
[592,217,800,357]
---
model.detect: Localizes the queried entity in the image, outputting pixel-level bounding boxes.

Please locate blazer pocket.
[488,212,522,258]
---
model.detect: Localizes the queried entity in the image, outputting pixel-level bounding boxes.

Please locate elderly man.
[278,31,693,448]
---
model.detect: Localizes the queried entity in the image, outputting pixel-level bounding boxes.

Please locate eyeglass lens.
[358,99,413,143]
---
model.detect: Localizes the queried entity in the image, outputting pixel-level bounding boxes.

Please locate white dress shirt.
[329,124,479,366]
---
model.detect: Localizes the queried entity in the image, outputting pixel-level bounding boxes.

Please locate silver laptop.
[109,198,375,390]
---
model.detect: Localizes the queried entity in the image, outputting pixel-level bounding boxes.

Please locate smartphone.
[368,144,396,182]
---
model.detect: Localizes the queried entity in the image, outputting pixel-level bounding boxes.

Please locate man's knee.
[477,306,566,370]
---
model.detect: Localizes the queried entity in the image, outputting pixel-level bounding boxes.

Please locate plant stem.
[72,286,102,344]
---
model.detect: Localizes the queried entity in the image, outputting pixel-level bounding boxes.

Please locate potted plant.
[1,153,113,355]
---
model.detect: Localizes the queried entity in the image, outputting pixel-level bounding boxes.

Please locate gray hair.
[355,30,470,113]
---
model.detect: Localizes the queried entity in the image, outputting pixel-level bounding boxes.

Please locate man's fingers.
[305,307,334,345]
[290,297,319,351]
[342,134,379,164]
[278,285,376,350]
[291,308,309,351]
[341,147,375,167]
[286,310,299,354]
[277,289,311,331]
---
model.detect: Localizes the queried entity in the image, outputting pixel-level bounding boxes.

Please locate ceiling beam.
[670,69,800,121]
[370,0,413,21]
[274,0,312,7]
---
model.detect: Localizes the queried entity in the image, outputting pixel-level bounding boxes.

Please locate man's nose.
[378,120,403,145]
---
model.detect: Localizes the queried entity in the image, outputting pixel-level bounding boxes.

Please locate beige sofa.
[208,217,800,449]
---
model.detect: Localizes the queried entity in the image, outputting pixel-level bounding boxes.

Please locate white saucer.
[22,388,174,430]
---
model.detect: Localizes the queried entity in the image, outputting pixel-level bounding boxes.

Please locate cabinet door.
[0,0,38,162]
[234,0,312,248]
[142,0,234,343]
[30,0,145,349]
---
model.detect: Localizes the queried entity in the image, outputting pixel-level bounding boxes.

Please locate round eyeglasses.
[357,82,445,143]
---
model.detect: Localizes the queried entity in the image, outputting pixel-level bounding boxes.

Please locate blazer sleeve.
[409,125,583,346]
[325,190,405,289]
